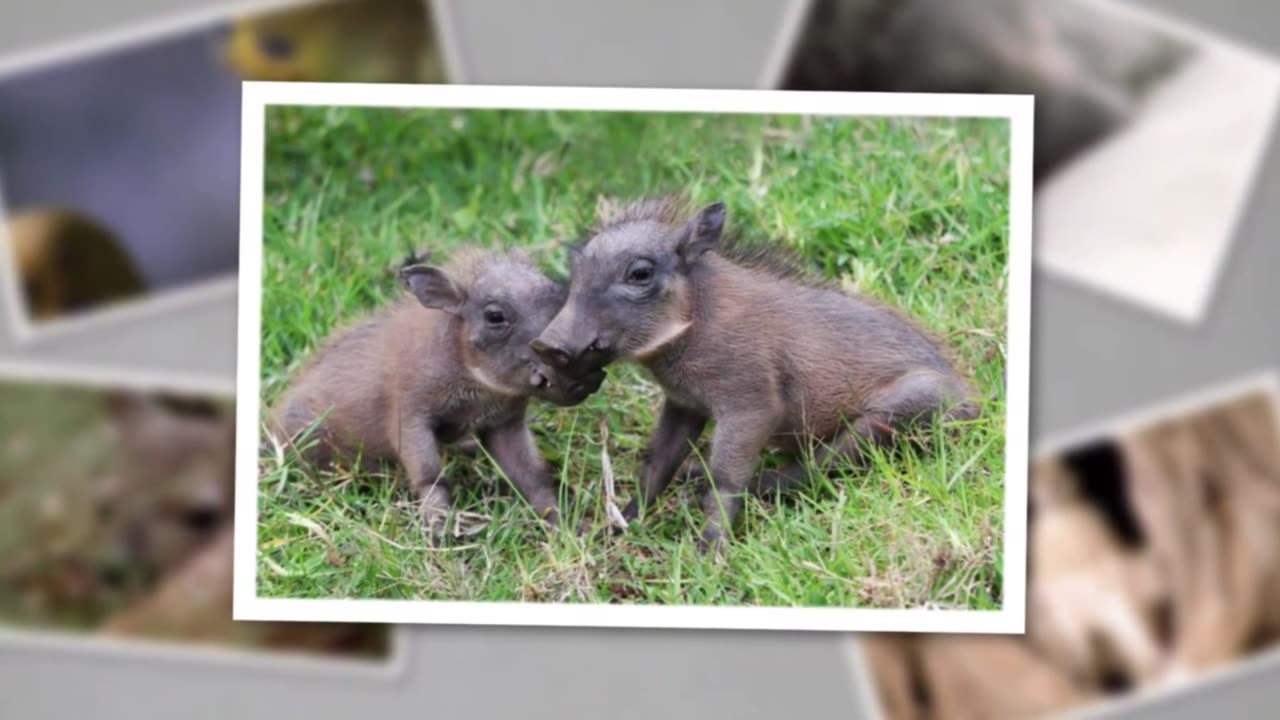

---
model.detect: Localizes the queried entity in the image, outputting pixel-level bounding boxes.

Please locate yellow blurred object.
[222,0,446,84]
[7,208,147,322]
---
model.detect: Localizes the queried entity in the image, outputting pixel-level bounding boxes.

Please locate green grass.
[0,384,123,629]
[258,106,1009,609]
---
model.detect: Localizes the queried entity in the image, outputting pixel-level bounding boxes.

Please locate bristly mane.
[398,248,431,270]
[593,194,694,231]
[585,194,837,291]
[715,228,838,291]
[398,245,535,285]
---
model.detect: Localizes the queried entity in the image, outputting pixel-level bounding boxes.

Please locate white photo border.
[234,81,1034,633]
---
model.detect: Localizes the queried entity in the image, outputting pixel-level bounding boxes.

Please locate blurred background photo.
[0,0,451,339]
[855,374,1280,719]
[780,0,1280,323]
[0,367,400,668]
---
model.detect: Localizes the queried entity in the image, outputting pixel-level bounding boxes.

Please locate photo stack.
[2,0,1279,718]
[0,0,459,678]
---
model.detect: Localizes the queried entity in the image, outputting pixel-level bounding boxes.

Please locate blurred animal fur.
[781,0,1192,178]
[866,388,1280,718]
[1120,392,1280,675]
[7,208,146,321]
[1027,456,1165,687]
[863,633,1096,720]
[0,388,389,658]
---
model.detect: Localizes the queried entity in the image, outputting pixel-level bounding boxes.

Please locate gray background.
[0,0,1277,718]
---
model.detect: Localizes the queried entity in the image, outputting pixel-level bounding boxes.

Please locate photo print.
[0,363,403,674]
[777,0,1280,323]
[0,0,453,340]
[233,83,1032,633]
